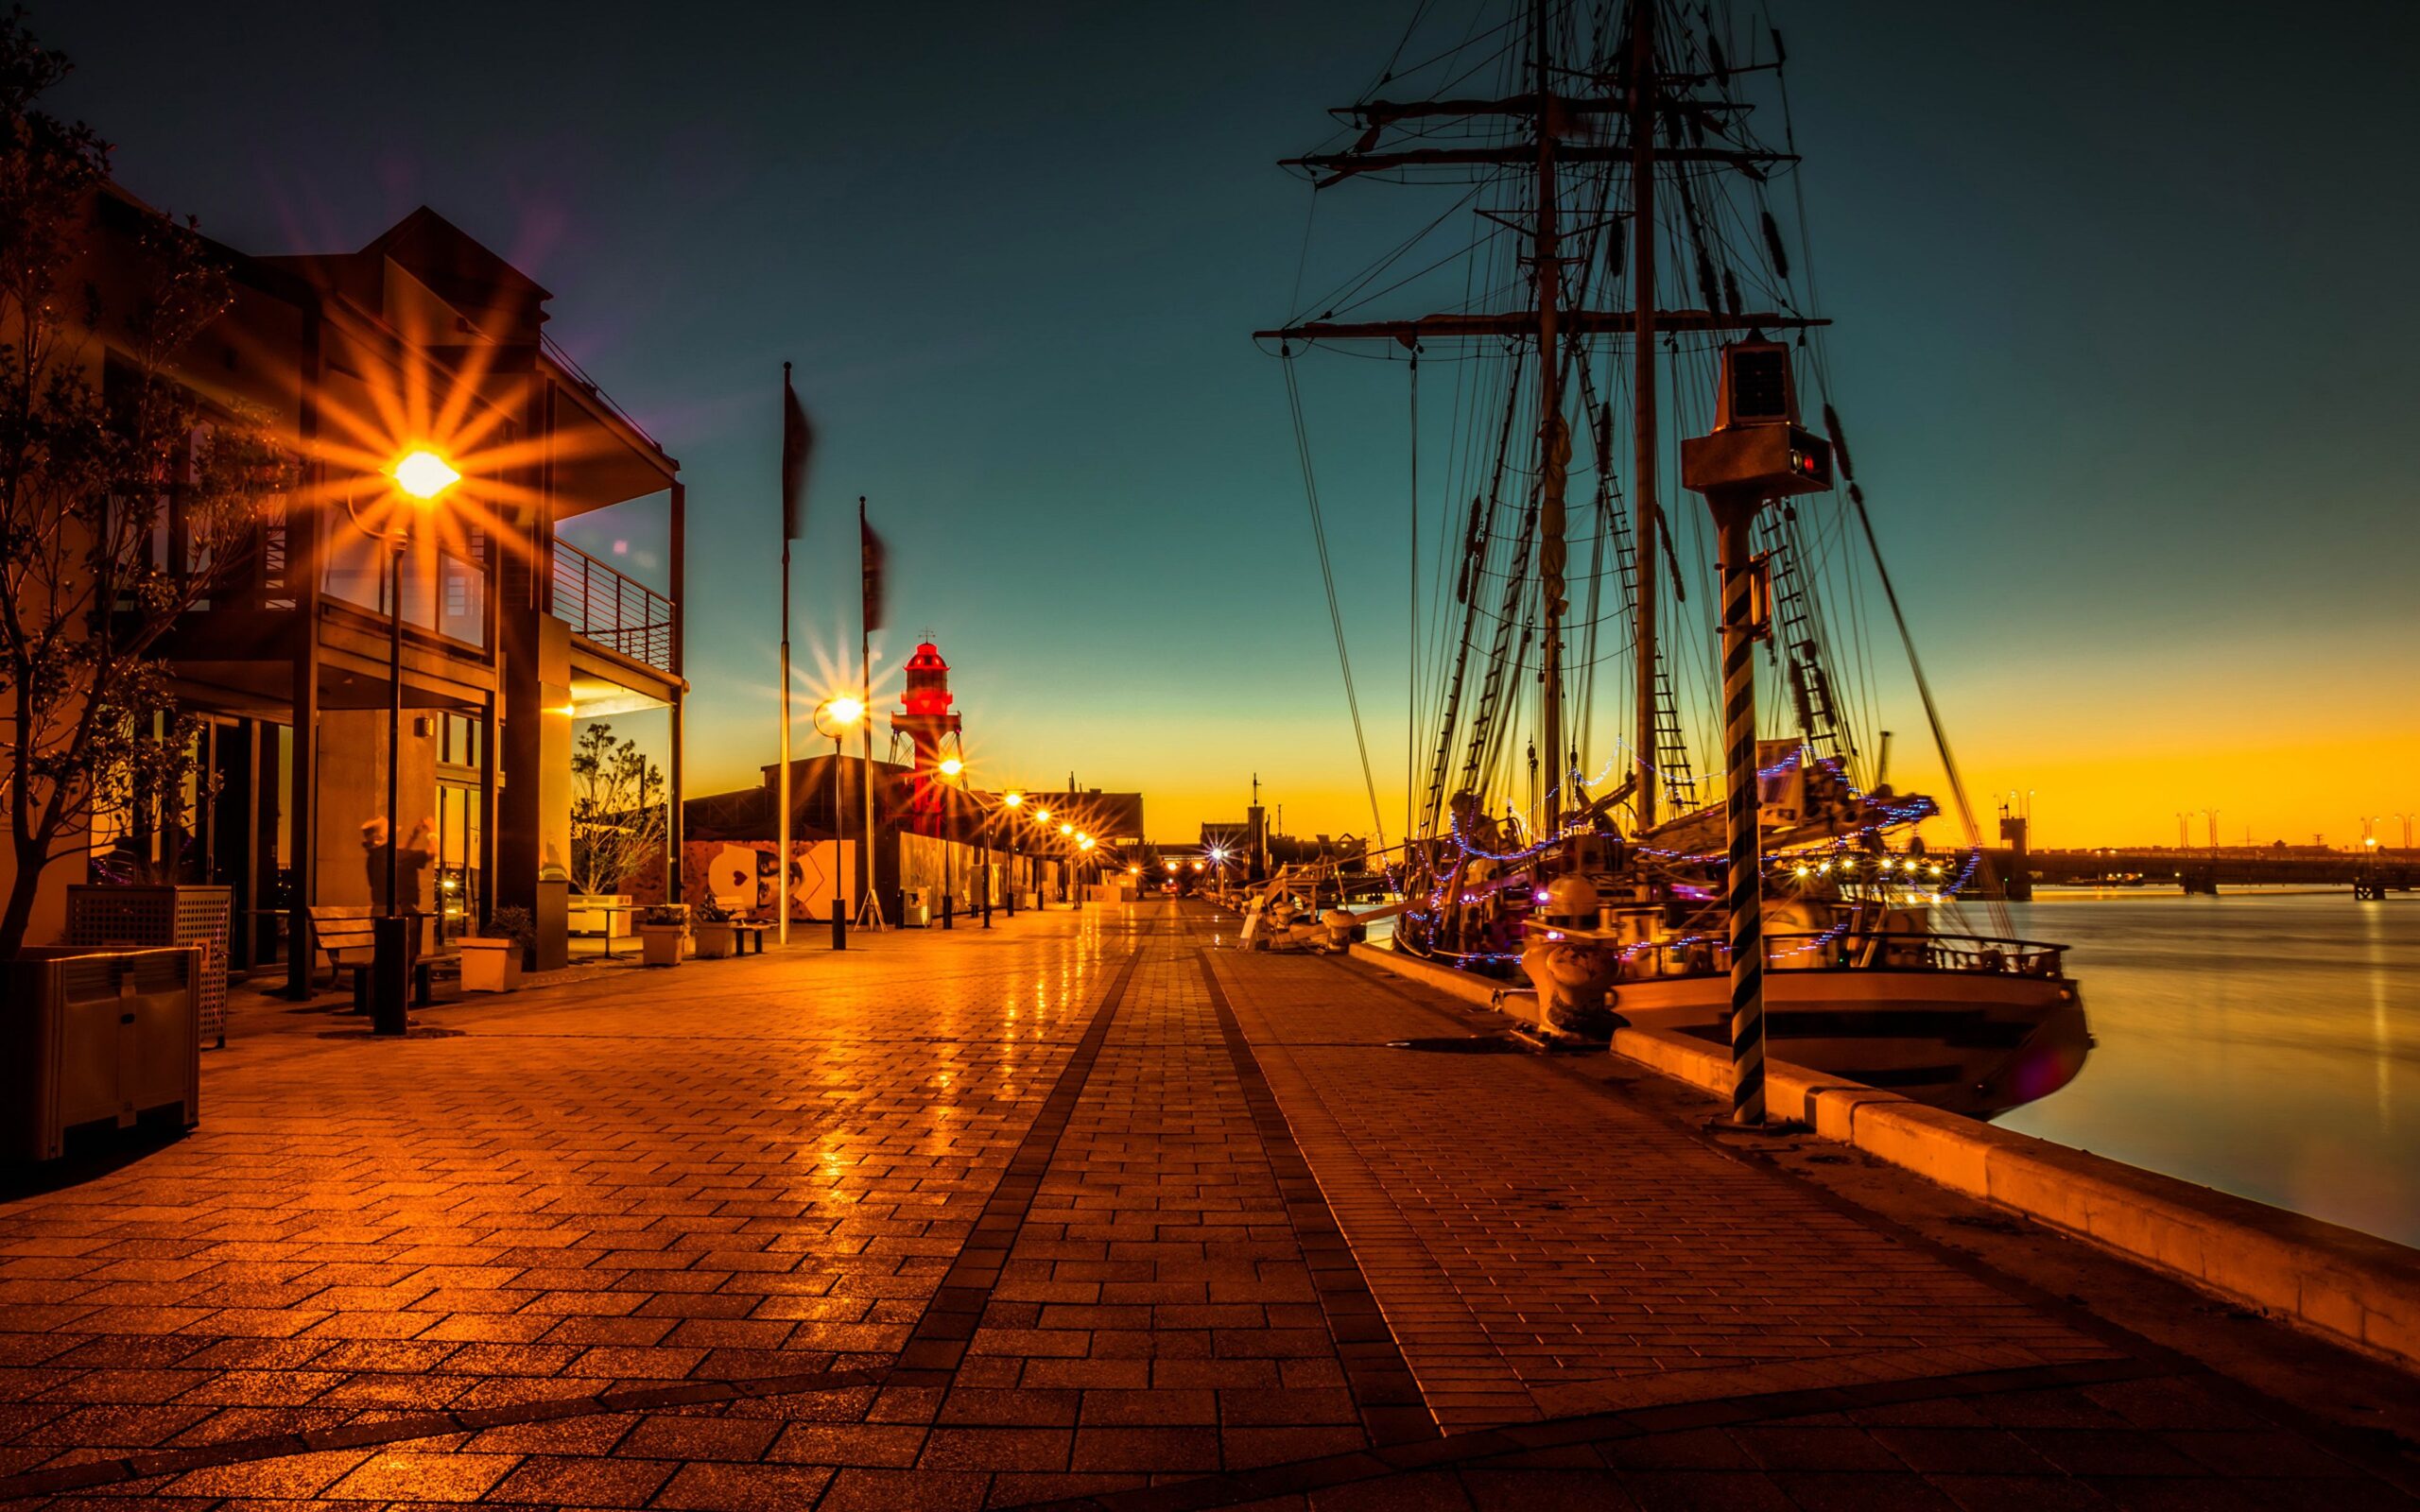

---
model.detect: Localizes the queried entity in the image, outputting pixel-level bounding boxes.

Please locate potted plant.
[460,906,535,993]
[637,904,687,967]
[458,935,520,993]
[691,894,736,959]
[492,906,539,971]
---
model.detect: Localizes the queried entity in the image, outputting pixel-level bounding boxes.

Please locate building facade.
[2,190,685,982]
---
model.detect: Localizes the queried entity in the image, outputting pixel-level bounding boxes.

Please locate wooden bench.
[730,921,773,955]
[305,906,452,1006]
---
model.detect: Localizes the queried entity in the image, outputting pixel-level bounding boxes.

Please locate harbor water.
[1998,891,2419,1248]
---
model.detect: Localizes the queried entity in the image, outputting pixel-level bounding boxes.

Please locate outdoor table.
[594,904,645,959]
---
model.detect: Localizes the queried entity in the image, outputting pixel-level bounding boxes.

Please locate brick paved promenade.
[1,902,2413,1508]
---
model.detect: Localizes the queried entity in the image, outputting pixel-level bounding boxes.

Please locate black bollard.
[370,915,410,1037]
[942,892,953,930]
[831,895,847,950]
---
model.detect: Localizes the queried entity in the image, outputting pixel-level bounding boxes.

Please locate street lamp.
[1000,791,1023,916]
[346,450,458,1036]
[934,740,968,930]
[814,696,864,949]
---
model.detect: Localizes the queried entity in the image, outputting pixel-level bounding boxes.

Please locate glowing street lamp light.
[390,448,461,501]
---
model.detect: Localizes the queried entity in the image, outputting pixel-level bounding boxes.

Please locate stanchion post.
[1679,336,1834,1127]
[1713,495,1765,1125]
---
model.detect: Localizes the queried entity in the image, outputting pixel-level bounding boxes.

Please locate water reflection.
[1999,892,2419,1246]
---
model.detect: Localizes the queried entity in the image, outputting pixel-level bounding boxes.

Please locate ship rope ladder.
[1751,508,1854,771]
[1603,483,1699,812]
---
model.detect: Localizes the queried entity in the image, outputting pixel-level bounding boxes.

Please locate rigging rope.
[1283,350,1389,851]
[1846,481,2012,937]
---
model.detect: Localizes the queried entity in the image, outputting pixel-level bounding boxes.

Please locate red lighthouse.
[890,642,962,822]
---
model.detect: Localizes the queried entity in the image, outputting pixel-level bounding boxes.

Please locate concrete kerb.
[1346,941,2420,1376]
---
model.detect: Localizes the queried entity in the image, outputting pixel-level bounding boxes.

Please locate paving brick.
[0,903,2404,1512]
[649,1457,837,1507]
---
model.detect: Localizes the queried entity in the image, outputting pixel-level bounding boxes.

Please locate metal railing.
[551,538,674,674]
[1621,930,2070,979]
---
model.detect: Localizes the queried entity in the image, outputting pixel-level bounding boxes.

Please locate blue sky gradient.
[52,0,2420,846]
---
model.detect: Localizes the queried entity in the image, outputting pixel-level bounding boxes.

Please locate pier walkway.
[0,901,2412,1508]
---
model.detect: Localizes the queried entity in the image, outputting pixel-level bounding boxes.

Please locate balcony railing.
[552,538,673,675]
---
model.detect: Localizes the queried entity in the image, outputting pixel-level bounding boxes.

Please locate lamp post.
[349,449,459,1037]
[1001,791,1023,916]
[1678,339,1833,1125]
[815,696,864,949]
[938,750,963,930]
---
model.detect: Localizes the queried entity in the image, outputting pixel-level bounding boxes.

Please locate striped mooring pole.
[1715,500,1766,1125]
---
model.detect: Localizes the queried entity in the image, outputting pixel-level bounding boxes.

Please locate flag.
[858,497,887,633]
[781,363,813,541]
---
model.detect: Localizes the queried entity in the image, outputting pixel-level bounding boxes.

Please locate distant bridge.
[1980,848,2417,897]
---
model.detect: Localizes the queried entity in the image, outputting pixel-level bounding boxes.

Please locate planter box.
[2,947,200,1160]
[638,924,685,967]
[458,937,523,993]
[65,885,232,1047]
[693,921,736,960]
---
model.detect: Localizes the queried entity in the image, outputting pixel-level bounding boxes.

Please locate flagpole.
[777,364,793,947]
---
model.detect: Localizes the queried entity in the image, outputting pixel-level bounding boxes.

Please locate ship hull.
[1610,969,2088,1120]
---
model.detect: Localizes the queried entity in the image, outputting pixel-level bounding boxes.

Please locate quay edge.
[1347,939,2420,1375]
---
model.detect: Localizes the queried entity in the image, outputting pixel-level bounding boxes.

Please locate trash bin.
[900,887,931,928]
[2,946,200,1160]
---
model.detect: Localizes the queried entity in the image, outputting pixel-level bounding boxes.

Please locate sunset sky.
[52,0,2419,850]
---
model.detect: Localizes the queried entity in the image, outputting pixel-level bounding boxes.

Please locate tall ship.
[1258,0,2087,1118]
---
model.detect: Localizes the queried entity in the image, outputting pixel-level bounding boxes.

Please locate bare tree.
[0,17,288,954]
[569,722,666,897]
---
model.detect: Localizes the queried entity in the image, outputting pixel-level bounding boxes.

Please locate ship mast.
[1627,0,1661,829]
[1256,0,1823,842]
[1532,0,1566,837]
